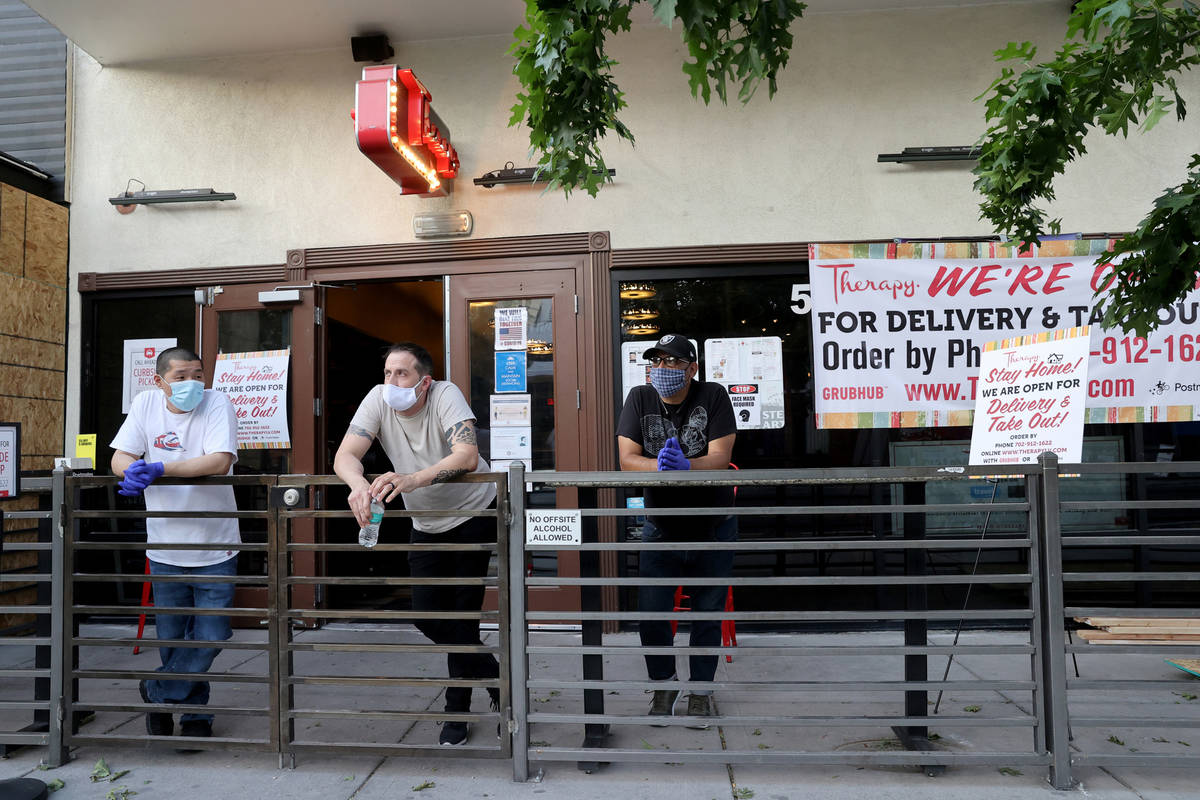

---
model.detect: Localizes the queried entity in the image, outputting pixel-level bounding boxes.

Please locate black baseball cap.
[642,334,696,362]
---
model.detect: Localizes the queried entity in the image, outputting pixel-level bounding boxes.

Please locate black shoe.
[176,719,212,753]
[139,680,173,737]
[685,694,714,729]
[648,689,679,727]
[439,721,469,746]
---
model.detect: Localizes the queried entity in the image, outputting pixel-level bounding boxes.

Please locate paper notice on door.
[495,307,528,351]
[490,394,532,427]
[492,427,533,460]
[122,337,177,412]
[704,336,785,430]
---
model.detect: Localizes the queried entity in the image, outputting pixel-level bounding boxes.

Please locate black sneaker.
[648,689,679,727]
[139,680,173,737]
[439,721,469,746]
[176,719,212,754]
[685,694,713,729]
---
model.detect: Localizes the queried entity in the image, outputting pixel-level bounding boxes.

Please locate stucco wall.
[62,1,1200,440]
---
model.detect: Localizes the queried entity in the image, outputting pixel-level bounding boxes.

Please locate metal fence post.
[507,463,529,782]
[1037,452,1073,790]
[45,468,67,766]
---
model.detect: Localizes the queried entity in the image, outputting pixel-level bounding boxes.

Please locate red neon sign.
[354,66,459,196]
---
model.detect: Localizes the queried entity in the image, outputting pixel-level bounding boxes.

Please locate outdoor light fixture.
[622,322,661,337]
[877,146,980,163]
[619,282,657,300]
[109,181,236,213]
[473,161,616,188]
[413,210,473,238]
[621,306,659,321]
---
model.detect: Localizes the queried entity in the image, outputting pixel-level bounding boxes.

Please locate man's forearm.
[333,452,370,489]
[162,452,234,478]
[412,448,478,488]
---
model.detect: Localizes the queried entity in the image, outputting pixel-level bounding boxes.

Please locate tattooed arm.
[371,418,481,501]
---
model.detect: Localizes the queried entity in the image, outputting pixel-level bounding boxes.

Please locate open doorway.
[321,278,444,609]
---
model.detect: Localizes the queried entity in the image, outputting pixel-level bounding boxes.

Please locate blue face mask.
[649,366,688,398]
[167,379,205,412]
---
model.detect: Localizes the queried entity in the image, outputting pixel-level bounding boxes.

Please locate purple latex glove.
[117,474,147,497]
[656,437,690,471]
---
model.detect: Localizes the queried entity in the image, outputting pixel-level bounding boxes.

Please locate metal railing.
[38,471,509,765]
[0,472,66,765]
[0,456,1196,790]
[506,461,1054,782]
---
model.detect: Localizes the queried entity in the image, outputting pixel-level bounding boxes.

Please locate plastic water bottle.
[358,499,384,548]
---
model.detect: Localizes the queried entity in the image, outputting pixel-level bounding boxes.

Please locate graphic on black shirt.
[641,406,710,457]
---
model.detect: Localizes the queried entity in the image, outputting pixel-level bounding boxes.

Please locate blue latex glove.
[127,459,166,486]
[118,459,165,496]
[117,475,147,497]
[656,437,691,471]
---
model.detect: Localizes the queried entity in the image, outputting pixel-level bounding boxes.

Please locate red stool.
[671,586,736,662]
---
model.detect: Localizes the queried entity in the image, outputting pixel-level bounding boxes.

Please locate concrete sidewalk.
[2,625,1198,799]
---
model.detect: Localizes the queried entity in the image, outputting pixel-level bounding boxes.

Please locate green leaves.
[1099,155,1200,336]
[974,1,1200,334]
[508,0,806,196]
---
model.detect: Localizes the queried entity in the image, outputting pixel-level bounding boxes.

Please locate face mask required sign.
[809,243,1200,429]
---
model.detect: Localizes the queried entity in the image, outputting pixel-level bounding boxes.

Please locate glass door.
[449,270,581,612]
[199,283,321,615]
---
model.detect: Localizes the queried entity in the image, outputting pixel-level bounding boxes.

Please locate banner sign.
[121,337,176,413]
[969,327,1090,465]
[212,349,291,449]
[810,241,1200,428]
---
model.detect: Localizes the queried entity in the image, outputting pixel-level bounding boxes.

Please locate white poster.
[492,427,533,460]
[809,250,1200,428]
[969,328,1091,466]
[494,306,528,351]
[620,338,700,402]
[212,349,291,448]
[490,394,532,427]
[121,337,176,413]
[705,336,785,429]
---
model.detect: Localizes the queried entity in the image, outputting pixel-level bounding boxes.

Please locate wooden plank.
[1079,617,1200,628]
[1165,658,1200,678]
[1078,631,1200,642]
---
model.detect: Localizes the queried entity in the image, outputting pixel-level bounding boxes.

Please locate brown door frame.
[448,267,581,612]
[198,282,319,617]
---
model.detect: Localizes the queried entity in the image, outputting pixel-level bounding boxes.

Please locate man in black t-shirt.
[616,333,736,728]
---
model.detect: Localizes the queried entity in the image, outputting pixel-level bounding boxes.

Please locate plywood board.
[22,193,67,287]
[0,183,26,277]
[0,333,65,370]
[0,272,66,341]
[0,395,63,458]
[0,363,63,401]
[1078,630,1200,642]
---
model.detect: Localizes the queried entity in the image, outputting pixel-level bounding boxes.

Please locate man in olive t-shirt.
[333,342,498,747]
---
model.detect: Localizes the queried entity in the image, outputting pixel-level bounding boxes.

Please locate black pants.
[408,510,499,713]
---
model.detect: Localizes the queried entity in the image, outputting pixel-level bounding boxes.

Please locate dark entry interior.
[321,279,444,609]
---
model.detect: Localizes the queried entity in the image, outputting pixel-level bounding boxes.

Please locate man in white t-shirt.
[110,346,240,746]
[333,342,498,747]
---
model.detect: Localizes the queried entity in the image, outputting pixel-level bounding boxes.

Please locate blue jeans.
[638,516,737,685]
[145,556,236,723]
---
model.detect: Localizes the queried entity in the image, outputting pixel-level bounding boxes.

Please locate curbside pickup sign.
[525,509,581,546]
